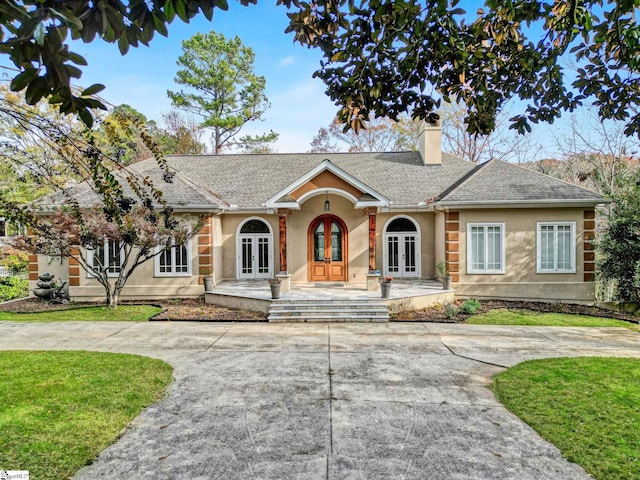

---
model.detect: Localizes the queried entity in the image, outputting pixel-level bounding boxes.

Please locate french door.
[308,215,347,282]
[238,235,272,279]
[386,233,419,277]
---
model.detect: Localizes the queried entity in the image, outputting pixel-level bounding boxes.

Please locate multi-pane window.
[155,238,191,276]
[467,223,505,274]
[88,240,123,277]
[537,222,575,273]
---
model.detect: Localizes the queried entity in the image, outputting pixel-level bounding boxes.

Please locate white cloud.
[277,56,296,67]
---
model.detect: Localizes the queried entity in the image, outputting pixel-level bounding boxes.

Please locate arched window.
[240,220,271,234]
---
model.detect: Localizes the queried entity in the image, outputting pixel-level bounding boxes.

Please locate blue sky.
[72,2,338,153]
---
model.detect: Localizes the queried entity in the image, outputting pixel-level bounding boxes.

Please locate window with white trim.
[537,222,576,273]
[155,238,191,276]
[87,239,123,277]
[467,223,505,274]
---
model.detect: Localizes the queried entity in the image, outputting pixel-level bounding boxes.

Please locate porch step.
[268,300,389,323]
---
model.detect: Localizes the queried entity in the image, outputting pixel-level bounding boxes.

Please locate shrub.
[0,247,29,274]
[444,303,458,319]
[0,276,29,302]
[460,299,481,314]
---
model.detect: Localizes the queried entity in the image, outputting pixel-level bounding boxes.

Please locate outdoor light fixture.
[324,191,330,211]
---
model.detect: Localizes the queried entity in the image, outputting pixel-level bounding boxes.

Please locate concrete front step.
[268,300,390,323]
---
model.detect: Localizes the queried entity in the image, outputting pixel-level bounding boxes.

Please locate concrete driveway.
[1,321,638,479]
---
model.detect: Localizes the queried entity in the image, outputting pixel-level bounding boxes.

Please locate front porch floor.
[204,280,454,318]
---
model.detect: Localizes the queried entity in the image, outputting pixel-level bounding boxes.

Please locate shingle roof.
[43,151,606,210]
[438,159,605,205]
[164,151,476,208]
[38,160,227,210]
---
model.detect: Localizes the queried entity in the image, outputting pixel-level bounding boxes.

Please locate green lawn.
[467,309,640,331]
[0,305,162,322]
[491,357,640,480]
[0,351,173,479]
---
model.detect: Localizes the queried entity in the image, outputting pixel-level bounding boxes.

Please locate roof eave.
[436,199,610,209]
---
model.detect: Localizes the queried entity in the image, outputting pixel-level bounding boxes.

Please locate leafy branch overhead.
[0,0,257,126]
[1,1,638,138]
[281,0,639,137]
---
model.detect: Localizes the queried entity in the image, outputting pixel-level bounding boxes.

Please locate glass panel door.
[387,235,399,273]
[239,235,271,279]
[386,233,418,277]
[241,237,253,275]
[404,235,416,273]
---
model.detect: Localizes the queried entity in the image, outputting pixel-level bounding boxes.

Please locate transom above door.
[237,218,273,279]
[308,215,347,282]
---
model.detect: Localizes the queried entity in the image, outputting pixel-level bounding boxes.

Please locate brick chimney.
[418,120,442,165]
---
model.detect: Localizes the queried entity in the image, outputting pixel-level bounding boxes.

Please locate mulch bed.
[1,297,637,324]
[0,297,267,321]
[392,299,640,324]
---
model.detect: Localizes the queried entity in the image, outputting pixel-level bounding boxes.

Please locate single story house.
[31,123,606,303]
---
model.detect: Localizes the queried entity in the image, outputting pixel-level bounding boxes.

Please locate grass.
[467,309,640,331]
[491,357,640,480]
[0,305,162,322]
[0,351,173,479]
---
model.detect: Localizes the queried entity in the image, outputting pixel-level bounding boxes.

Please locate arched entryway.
[237,218,273,279]
[384,215,421,278]
[308,214,348,282]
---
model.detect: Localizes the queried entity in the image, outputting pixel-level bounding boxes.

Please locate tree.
[440,102,543,164]
[16,207,198,308]
[3,1,639,136]
[0,0,254,125]
[598,181,640,302]
[152,111,207,155]
[237,130,279,154]
[167,32,270,154]
[284,0,640,138]
[550,109,639,196]
[309,116,419,153]
[97,104,154,165]
[0,85,201,308]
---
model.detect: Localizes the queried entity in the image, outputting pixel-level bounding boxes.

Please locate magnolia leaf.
[81,84,106,96]
[10,68,39,92]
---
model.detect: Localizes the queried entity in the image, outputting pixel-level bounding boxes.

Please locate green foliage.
[436,261,449,277]
[444,302,458,320]
[3,1,638,136]
[492,357,640,479]
[459,299,481,315]
[0,0,257,126]
[238,130,279,154]
[167,31,272,153]
[283,0,640,139]
[96,104,153,165]
[0,276,28,301]
[467,309,639,331]
[0,247,28,273]
[0,351,172,479]
[0,305,162,321]
[598,181,640,301]
[0,87,203,308]
[152,110,206,155]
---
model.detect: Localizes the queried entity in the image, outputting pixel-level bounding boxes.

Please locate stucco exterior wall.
[453,208,594,303]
